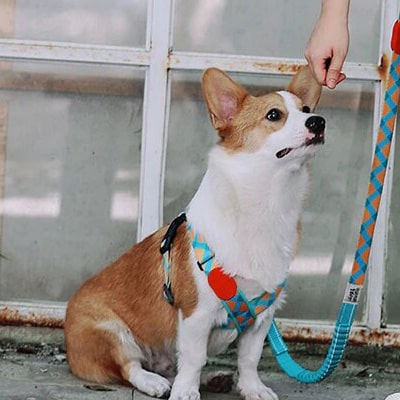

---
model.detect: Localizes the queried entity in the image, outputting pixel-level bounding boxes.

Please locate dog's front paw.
[237,378,278,400]
[169,386,200,400]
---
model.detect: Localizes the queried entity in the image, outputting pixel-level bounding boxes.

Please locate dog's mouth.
[275,132,325,159]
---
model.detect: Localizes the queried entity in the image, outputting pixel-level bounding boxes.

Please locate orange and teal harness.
[160,212,286,334]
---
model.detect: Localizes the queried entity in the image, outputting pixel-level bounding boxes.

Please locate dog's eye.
[302,106,311,113]
[266,108,282,121]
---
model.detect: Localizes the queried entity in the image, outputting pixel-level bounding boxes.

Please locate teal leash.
[267,18,400,383]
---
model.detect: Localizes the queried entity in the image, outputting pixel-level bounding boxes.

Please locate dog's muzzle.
[305,115,325,145]
[276,115,326,159]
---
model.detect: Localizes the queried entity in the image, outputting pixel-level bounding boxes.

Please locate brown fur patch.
[220,92,288,153]
[64,223,198,383]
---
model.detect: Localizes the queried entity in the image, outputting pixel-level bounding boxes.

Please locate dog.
[64,66,324,400]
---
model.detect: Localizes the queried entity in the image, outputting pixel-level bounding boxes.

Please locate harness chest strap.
[187,224,285,333]
[160,214,286,334]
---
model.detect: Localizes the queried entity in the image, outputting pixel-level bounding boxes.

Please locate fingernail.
[327,79,336,89]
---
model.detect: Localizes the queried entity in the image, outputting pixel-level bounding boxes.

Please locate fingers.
[305,53,327,86]
[305,53,346,89]
[336,72,346,85]
[325,55,346,89]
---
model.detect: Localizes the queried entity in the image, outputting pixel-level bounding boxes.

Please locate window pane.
[0,0,148,47]
[174,0,381,64]
[0,61,144,302]
[164,70,374,322]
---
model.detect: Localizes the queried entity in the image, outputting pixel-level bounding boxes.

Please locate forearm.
[320,0,350,22]
[305,0,350,88]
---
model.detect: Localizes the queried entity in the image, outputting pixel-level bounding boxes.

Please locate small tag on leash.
[343,284,363,304]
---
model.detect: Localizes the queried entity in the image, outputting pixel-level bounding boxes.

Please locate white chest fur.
[187,143,310,295]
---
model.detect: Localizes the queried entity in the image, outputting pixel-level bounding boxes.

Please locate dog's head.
[202,66,324,163]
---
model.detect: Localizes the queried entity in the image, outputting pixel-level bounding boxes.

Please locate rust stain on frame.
[1,303,400,348]
[0,307,64,328]
[280,325,400,348]
[253,62,302,74]
[378,53,390,82]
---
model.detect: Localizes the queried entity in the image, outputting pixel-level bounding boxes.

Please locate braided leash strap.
[267,19,400,383]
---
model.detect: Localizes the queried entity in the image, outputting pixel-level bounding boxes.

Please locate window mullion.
[138,0,173,239]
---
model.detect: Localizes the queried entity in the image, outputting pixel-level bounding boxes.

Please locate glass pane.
[0,0,147,47]
[164,70,374,322]
[386,135,400,324]
[0,61,144,302]
[174,0,381,64]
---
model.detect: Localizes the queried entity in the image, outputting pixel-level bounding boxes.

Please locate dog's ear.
[286,66,322,112]
[202,68,248,132]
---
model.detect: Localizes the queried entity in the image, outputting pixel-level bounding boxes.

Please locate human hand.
[305,4,349,89]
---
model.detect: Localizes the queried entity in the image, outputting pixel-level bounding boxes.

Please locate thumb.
[326,56,345,89]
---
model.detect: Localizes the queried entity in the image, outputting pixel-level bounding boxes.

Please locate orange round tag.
[208,267,237,300]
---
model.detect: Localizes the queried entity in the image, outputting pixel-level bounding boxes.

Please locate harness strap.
[222,283,286,332]
[267,18,400,383]
[160,212,187,304]
[187,224,286,333]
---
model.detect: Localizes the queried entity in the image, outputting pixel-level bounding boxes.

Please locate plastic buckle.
[391,20,400,54]
[160,213,187,255]
[163,283,174,305]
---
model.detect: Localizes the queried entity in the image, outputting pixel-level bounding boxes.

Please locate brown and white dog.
[65,66,324,400]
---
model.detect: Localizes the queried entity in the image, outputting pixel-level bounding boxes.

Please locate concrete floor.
[0,327,399,400]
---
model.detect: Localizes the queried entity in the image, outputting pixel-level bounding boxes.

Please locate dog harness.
[160,213,286,334]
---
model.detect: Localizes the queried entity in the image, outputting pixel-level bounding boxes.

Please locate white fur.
[168,91,320,400]
[98,321,175,396]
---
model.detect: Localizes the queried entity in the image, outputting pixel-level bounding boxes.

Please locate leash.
[267,18,400,383]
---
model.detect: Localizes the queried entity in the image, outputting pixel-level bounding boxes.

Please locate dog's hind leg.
[66,317,171,398]
[99,321,172,398]
[122,361,171,398]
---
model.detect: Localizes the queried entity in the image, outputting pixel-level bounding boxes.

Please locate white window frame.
[0,0,399,346]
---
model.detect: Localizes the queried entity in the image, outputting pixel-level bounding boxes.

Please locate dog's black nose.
[305,116,326,135]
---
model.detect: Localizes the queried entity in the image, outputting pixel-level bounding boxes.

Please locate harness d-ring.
[267,17,400,383]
